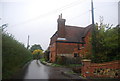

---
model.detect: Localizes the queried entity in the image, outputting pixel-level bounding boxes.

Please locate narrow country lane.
[14,60,71,79]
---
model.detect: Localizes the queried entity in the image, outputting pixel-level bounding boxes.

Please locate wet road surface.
[15,60,71,79]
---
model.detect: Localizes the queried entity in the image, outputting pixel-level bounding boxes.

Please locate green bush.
[44,50,50,62]
[2,33,32,79]
[32,53,40,60]
[56,56,66,65]
[40,58,45,62]
[91,25,119,63]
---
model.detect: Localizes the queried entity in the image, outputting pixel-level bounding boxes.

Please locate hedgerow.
[2,32,32,79]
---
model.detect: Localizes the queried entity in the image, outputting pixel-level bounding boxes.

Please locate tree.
[32,49,43,59]
[44,49,50,62]
[91,16,119,63]
[91,23,119,63]
[104,26,119,61]
[30,44,43,53]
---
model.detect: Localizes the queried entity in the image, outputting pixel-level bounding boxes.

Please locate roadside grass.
[51,63,64,67]
[39,58,46,65]
[66,70,76,74]
[39,57,82,67]
[51,63,82,67]
[39,58,45,62]
[2,33,32,79]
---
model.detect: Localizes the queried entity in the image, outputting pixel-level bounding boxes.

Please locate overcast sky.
[0,0,119,50]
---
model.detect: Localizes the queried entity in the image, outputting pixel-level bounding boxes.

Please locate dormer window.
[57,38,66,40]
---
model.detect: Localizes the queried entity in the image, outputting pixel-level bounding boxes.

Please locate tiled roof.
[50,24,92,45]
[65,25,84,42]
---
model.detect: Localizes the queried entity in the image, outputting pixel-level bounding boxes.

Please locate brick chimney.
[57,14,66,40]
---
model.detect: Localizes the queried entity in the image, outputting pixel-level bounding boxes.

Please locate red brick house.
[49,14,93,62]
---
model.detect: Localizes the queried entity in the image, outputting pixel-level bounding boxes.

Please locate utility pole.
[118,1,120,25]
[91,0,94,25]
[27,35,30,49]
[91,0,96,59]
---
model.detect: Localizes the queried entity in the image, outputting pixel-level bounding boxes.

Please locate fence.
[81,59,120,78]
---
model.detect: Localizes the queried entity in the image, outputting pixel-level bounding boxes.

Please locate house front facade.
[49,14,93,63]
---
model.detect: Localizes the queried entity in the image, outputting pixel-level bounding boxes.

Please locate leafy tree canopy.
[91,23,119,63]
[32,49,43,55]
[30,44,43,52]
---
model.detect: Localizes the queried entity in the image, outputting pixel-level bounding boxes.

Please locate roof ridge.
[82,24,93,37]
[65,25,85,28]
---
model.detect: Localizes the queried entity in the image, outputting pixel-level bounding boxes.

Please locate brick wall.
[81,60,120,78]
[56,42,78,54]
[50,42,81,62]
[75,31,92,58]
[50,43,56,62]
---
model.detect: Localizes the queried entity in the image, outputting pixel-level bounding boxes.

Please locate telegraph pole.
[91,0,96,58]
[27,35,30,49]
[118,1,120,25]
[91,0,94,25]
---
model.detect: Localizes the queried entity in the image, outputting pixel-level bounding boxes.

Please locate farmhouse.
[49,14,93,62]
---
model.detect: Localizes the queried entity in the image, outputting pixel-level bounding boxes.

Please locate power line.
[93,1,117,21]
[9,0,88,27]
[67,10,90,22]
[54,0,88,12]
[95,9,117,22]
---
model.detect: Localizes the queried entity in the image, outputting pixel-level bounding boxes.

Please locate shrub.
[56,56,66,65]
[44,50,50,62]
[2,33,32,79]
